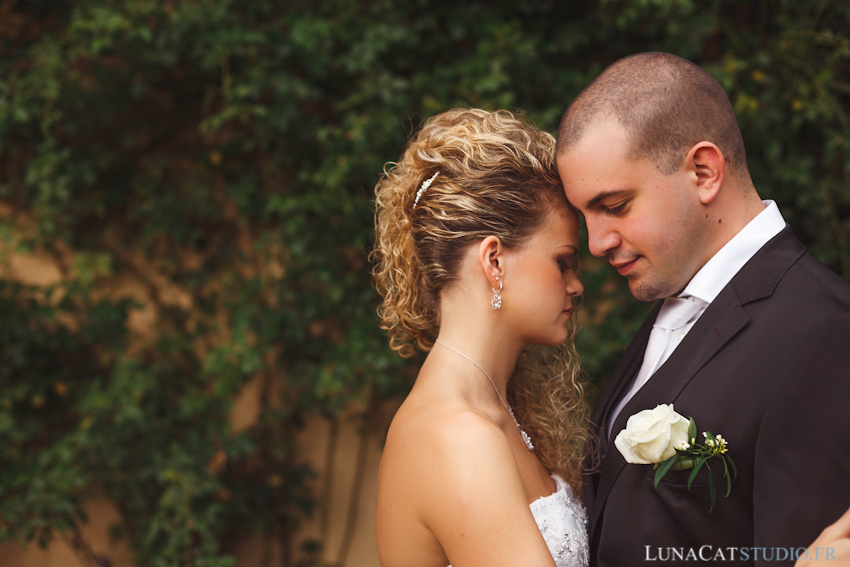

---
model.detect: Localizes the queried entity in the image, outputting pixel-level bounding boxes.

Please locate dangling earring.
[490,275,503,310]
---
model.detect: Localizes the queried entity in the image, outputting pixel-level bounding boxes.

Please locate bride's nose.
[566,271,583,297]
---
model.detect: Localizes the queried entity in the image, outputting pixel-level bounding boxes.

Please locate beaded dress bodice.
[447,474,588,567]
[529,474,589,567]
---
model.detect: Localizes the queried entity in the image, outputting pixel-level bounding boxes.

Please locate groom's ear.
[686,142,725,205]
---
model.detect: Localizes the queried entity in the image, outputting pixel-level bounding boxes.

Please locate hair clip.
[413,172,440,208]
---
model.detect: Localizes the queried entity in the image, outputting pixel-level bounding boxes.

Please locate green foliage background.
[0,1,847,565]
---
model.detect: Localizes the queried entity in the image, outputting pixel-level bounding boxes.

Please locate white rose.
[614,404,690,464]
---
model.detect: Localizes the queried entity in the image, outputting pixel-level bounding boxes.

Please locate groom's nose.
[587,219,621,257]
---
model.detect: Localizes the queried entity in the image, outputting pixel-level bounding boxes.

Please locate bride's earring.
[490,275,503,310]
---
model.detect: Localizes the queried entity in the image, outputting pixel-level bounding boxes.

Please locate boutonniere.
[614,404,737,512]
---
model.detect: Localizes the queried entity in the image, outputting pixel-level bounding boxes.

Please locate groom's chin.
[627,279,665,303]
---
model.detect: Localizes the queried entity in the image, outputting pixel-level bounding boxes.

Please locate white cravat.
[607,295,708,438]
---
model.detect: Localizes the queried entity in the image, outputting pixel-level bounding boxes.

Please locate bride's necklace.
[434,339,535,451]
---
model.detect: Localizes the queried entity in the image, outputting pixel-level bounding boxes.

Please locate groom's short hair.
[557,52,751,184]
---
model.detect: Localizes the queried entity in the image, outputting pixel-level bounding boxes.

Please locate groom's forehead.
[558,138,651,209]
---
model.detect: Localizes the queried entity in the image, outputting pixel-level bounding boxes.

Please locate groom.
[556,52,850,566]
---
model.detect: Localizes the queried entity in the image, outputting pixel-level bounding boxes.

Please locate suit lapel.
[586,226,807,543]
[594,305,659,453]
[588,287,750,540]
[614,290,750,432]
[583,345,643,518]
[614,226,805,429]
[583,302,658,527]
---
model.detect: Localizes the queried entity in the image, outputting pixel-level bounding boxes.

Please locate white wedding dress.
[448,474,589,567]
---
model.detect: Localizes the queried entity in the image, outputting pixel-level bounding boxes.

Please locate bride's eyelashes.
[558,256,578,273]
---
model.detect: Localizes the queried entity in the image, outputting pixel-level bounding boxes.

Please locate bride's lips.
[612,257,640,276]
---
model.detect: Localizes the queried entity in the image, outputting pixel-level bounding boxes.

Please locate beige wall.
[0,413,390,567]
[0,249,397,567]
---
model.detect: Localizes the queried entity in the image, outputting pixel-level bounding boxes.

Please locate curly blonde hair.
[371,108,592,491]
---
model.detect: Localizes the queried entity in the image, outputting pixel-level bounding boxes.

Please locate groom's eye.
[604,201,629,215]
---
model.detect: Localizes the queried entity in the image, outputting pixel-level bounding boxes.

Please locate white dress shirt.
[607,201,786,438]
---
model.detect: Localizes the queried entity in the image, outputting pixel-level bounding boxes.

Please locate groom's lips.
[612,257,639,275]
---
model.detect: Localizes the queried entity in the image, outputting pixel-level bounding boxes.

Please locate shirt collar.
[681,200,786,304]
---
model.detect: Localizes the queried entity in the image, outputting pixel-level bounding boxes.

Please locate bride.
[370,107,850,567]
[372,108,590,567]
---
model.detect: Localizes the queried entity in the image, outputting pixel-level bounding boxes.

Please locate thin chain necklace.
[434,339,534,451]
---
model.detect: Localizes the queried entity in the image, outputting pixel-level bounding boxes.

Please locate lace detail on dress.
[446,474,588,567]
[530,474,589,567]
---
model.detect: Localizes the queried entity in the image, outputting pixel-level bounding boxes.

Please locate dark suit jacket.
[584,226,850,566]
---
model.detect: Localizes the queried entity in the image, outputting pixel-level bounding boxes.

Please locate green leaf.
[670,454,698,470]
[688,417,697,443]
[723,457,732,497]
[707,464,717,513]
[726,453,738,480]
[654,454,680,488]
[2,0,845,561]
[687,457,706,490]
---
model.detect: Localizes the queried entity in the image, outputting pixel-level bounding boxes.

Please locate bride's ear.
[478,236,504,289]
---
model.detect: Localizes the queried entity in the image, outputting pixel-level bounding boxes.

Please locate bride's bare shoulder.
[381,387,519,506]
[378,384,554,567]
[386,389,505,462]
